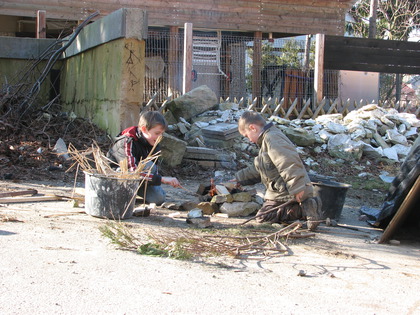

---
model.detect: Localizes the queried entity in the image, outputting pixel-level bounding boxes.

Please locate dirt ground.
[1,175,419,315]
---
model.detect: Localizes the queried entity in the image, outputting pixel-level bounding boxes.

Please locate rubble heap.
[163,97,420,168]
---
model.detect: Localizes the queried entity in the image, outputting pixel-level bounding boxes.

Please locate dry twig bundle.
[100,221,315,261]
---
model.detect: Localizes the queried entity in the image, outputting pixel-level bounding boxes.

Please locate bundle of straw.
[66,136,162,181]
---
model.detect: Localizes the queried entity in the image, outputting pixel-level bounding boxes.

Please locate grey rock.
[220,201,259,217]
[362,143,383,159]
[327,134,364,161]
[325,121,347,134]
[283,127,316,147]
[383,147,399,161]
[160,133,187,167]
[166,85,218,121]
[386,129,408,145]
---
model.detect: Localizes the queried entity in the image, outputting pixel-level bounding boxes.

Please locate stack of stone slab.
[183,146,236,168]
[195,182,261,217]
[201,123,240,148]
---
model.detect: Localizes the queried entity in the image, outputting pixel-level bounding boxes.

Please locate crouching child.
[234,111,323,230]
[106,111,181,206]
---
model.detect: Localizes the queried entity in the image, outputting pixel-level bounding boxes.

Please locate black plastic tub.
[312,179,351,221]
[84,171,140,220]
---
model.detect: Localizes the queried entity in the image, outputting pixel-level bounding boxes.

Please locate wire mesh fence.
[144,30,340,106]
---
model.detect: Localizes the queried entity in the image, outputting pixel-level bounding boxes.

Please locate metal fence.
[144,30,340,105]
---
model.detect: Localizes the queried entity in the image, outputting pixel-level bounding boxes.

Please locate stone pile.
[266,104,419,162]
[195,182,263,217]
[161,86,419,166]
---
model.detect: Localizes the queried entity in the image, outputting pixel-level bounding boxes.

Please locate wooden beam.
[0,190,37,198]
[0,195,65,203]
[183,22,193,94]
[36,10,46,39]
[379,175,420,244]
[314,33,325,104]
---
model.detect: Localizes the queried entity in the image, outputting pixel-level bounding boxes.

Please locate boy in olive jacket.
[234,111,322,230]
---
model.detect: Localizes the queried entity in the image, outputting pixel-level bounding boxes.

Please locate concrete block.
[64,8,148,58]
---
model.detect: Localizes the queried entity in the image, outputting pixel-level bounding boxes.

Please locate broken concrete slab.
[201,123,240,140]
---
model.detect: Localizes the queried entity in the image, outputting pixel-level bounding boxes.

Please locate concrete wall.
[60,8,148,136]
[61,38,145,135]
[0,36,61,108]
[1,8,148,136]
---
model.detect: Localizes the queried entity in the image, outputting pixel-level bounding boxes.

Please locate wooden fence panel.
[147,93,420,119]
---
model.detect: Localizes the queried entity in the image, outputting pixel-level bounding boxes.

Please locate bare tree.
[348,0,420,41]
[347,0,420,104]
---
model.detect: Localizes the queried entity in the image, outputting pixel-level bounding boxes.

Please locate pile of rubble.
[161,86,420,170]
[160,180,263,224]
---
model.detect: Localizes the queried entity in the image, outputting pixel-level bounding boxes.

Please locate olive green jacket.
[235,123,313,202]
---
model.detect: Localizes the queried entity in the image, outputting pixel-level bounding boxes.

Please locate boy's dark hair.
[138,111,168,130]
[238,111,266,133]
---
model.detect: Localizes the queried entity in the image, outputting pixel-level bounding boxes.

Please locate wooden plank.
[326,47,420,66]
[284,98,298,119]
[248,97,258,111]
[326,35,420,51]
[326,98,340,114]
[0,190,37,198]
[36,10,46,38]
[325,36,420,74]
[272,98,286,117]
[297,98,312,119]
[2,0,350,35]
[0,195,65,203]
[379,176,420,244]
[314,33,325,103]
[312,98,326,119]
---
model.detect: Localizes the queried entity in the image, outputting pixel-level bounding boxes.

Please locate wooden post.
[252,31,262,105]
[168,26,179,96]
[368,0,378,39]
[314,33,325,105]
[183,22,193,94]
[36,10,46,39]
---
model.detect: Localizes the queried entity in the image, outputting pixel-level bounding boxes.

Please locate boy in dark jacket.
[234,111,322,230]
[107,111,181,205]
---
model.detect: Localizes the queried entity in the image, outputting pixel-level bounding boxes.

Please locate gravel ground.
[1,179,420,315]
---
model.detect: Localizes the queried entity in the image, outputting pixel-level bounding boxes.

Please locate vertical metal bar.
[252,31,262,106]
[183,22,193,94]
[168,26,179,96]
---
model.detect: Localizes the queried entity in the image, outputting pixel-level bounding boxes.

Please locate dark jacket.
[106,126,162,186]
[235,123,313,202]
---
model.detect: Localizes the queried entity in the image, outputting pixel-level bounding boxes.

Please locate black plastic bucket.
[84,171,140,220]
[312,180,351,221]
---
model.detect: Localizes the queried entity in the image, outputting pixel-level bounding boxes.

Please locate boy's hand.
[294,191,305,203]
[229,178,242,189]
[162,176,182,188]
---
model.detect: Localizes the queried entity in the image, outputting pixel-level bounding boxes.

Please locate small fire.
[209,178,217,197]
